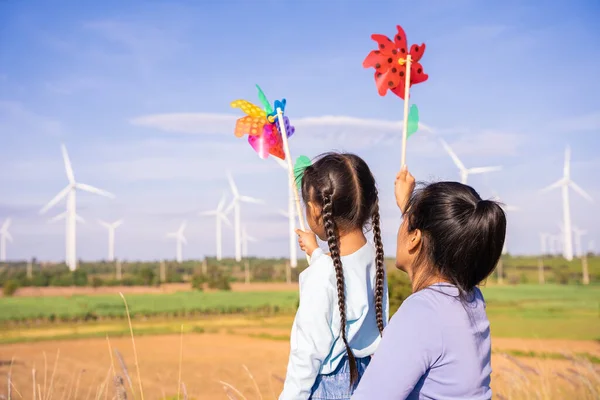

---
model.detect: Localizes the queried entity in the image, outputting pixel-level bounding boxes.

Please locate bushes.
[3,280,19,296]
[388,271,412,313]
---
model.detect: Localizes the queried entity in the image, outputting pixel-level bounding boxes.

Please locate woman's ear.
[407,228,422,253]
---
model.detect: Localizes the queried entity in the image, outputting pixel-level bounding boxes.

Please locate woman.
[351,166,505,399]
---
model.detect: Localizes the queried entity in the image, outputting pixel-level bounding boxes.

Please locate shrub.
[138,268,156,286]
[3,280,19,296]
[191,274,206,291]
[73,270,88,286]
[91,276,104,288]
[388,271,412,313]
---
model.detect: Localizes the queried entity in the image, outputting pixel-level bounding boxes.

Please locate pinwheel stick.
[401,54,413,167]
[276,107,311,263]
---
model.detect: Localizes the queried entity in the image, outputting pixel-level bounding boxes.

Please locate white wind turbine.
[241,225,257,258]
[167,221,187,264]
[274,157,298,268]
[541,146,593,261]
[200,193,231,261]
[0,218,13,262]
[572,226,587,258]
[40,144,114,271]
[225,173,263,262]
[98,219,123,262]
[48,211,85,265]
[440,139,502,184]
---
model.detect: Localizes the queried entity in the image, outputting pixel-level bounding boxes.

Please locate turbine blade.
[76,214,85,224]
[219,213,232,227]
[439,139,466,171]
[570,181,593,202]
[40,185,71,214]
[5,232,13,242]
[217,193,227,211]
[540,179,564,193]
[1,218,10,231]
[98,219,110,228]
[166,232,177,238]
[181,236,188,245]
[278,209,289,218]
[227,172,239,197]
[179,220,187,233]
[564,146,571,179]
[61,144,75,184]
[240,196,264,204]
[76,183,115,198]
[224,200,235,214]
[113,219,124,228]
[504,205,519,211]
[199,210,218,216]
[468,166,503,174]
[247,235,257,242]
[48,211,67,224]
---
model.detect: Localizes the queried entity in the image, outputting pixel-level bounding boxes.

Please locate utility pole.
[285,261,291,284]
[244,260,250,285]
[116,259,122,281]
[537,257,545,284]
[27,258,33,280]
[160,260,166,283]
[497,258,504,285]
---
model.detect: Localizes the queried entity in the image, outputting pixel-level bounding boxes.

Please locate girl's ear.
[407,228,422,253]
[307,201,321,220]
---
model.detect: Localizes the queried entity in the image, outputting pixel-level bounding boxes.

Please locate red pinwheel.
[363,25,428,99]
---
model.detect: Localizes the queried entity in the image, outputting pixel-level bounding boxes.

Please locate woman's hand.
[295,229,319,256]
[395,165,415,213]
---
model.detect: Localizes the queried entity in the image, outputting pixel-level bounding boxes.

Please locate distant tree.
[3,280,19,297]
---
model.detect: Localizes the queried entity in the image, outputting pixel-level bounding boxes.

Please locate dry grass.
[0,294,598,399]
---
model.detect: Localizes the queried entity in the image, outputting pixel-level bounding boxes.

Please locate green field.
[0,284,598,342]
[0,291,299,323]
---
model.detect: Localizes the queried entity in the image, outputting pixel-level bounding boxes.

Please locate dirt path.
[1,334,598,399]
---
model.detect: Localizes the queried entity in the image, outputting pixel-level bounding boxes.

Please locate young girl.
[351,167,506,400]
[279,153,389,400]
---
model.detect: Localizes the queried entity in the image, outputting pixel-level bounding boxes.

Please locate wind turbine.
[0,218,13,262]
[200,193,231,261]
[98,219,123,262]
[274,157,298,268]
[167,221,187,264]
[39,144,114,271]
[241,225,257,258]
[572,226,587,258]
[541,146,593,261]
[48,211,85,266]
[225,173,263,262]
[439,139,502,184]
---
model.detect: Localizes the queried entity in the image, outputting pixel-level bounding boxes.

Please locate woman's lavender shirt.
[351,284,492,400]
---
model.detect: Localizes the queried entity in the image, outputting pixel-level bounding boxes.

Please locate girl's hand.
[395,165,415,213]
[295,229,319,256]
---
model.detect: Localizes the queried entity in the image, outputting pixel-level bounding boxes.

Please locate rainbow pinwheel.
[231,85,295,160]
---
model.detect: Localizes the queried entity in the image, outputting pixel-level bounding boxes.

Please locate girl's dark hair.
[300,152,385,387]
[404,182,506,295]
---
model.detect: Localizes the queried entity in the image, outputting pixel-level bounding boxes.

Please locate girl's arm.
[351,295,441,400]
[279,249,335,400]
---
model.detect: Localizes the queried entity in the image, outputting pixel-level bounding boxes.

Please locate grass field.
[0,284,599,399]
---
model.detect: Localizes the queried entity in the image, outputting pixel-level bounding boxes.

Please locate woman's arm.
[351,295,441,400]
[279,250,335,400]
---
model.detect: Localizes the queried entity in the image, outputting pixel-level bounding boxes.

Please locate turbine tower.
[241,225,257,258]
[274,157,298,268]
[48,211,85,265]
[541,146,593,261]
[167,221,187,264]
[572,226,587,258]
[99,219,123,262]
[225,173,263,262]
[200,193,231,261]
[39,144,114,271]
[0,218,13,262]
[440,139,502,184]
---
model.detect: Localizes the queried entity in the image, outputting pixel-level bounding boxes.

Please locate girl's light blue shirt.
[279,243,389,400]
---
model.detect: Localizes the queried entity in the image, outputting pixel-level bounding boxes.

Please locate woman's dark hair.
[300,152,385,387]
[404,182,506,295]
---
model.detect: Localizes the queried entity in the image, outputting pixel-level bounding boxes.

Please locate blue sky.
[1,0,599,262]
